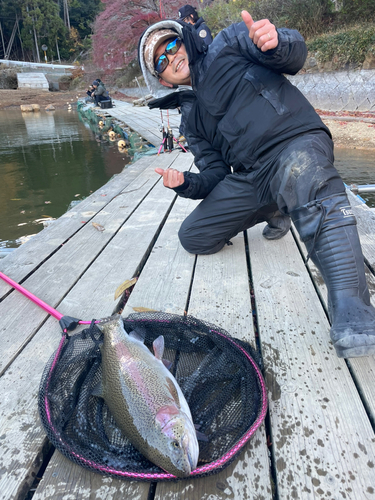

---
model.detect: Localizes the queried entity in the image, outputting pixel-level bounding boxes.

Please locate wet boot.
[262,211,291,240]
[291,192,375,358]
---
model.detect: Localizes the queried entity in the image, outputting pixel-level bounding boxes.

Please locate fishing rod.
[157,110,167,155]
[166,110,173,151]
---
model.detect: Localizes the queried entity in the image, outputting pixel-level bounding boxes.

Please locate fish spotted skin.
[97,316,199,477]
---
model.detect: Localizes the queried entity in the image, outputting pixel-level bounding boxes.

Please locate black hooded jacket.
[146,21,331,200]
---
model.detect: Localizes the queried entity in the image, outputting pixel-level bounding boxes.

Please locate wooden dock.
[1,100,375,500]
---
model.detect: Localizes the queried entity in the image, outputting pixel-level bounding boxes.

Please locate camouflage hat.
[144,29,178,77]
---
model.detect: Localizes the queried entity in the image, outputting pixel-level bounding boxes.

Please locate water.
[0,109,374,257]
[0,108,132,253]
[334,148,375,207]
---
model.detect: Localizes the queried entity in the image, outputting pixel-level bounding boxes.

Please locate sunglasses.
[154,37,182,75]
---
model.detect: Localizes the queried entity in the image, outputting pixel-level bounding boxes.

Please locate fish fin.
[153,335,165,360]
[195,430,209,442]
[155,405,180,428]
[128,330,145,343]
[92,381,104,398]
[162,358,173,370]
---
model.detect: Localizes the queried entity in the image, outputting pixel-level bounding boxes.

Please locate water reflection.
[22,111,57,143]
[0,108,131,252]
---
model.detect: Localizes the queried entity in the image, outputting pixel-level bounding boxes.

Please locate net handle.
[0,271,95,326]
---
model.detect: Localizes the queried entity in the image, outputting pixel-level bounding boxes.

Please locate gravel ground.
[322,118,375,149]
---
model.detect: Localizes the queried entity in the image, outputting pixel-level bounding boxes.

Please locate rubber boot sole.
[333,330,375,358]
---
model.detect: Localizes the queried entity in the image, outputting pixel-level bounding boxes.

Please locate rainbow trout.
[96,316,199,477]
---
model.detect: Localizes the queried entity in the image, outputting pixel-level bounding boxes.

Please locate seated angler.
[91,80,110,107]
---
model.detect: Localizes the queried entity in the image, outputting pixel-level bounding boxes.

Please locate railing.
[350,184,375,194]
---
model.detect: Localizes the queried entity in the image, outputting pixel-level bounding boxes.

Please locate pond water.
[0,108,374,258]
[0,108,132,255]
[334,147,375,207]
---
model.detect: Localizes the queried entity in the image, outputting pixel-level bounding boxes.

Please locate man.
[178,4,199,24]
[138,12,375,358]
[91,80,110,106]
[177,4,213,47]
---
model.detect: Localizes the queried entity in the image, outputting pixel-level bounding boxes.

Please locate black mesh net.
[38,312,267,481]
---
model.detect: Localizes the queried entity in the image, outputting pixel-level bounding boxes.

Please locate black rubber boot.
[262,211,291,240]
[291,193,375,358]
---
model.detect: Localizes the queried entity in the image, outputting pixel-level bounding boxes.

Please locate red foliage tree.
[92,0,199,71]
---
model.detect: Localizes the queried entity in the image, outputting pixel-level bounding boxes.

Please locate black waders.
[291,192,375,358]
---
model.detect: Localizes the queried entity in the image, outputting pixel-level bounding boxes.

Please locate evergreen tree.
[0,0,23,59]
[69,0,103,39]
[19,0,66,61]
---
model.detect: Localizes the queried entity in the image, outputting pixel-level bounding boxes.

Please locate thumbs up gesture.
[241,10,278,52]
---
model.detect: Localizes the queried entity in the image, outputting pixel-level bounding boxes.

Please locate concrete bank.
[120,68,375,113]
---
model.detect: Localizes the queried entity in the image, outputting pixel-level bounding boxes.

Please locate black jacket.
[148,21,331,200]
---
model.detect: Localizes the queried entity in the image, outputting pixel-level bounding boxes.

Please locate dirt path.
[1,89,375,149]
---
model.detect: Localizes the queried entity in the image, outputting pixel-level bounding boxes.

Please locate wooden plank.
[0,317,151,500]
[0,152,194,500]
[109,105,181,148]
[29,155,193,498]
[0,153,183,376]
[33,453,150,500]
[290,189,375,425]
[247,224,375,499]
[109,109,162,147]
[0,154,153,298]
[347,189,375,269]
[123,196,199,316]
[155,233,273,499]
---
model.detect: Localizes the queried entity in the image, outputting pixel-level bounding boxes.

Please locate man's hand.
[155,168,185,188]
[241,10,278,52]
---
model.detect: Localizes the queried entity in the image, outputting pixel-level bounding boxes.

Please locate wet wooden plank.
[33,454,150,500]
[247,223,375,500]
[109,109,162,146]
[109,105,181,148]
[296,228,375,441]
[0,316,150,500]
[28,153,194,500]
[347,189,375,269]
[155,234,273,499]
[346,191,375,425]
[0,153,187,376]
[0,152,194,500]
[122,196,199,316]
[292,189,375,425]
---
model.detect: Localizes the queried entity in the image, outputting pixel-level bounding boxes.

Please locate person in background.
[177,4,213,47]
[91,80,110,107]
[138,13,375,359]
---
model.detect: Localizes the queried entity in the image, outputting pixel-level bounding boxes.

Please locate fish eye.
[172,441,180,448]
